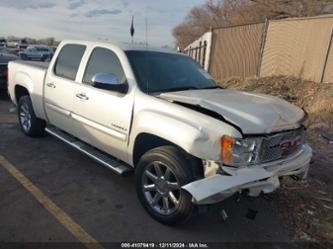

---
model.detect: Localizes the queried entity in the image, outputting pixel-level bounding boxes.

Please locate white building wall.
[185,31,213,71]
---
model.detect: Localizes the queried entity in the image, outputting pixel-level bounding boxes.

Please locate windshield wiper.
[200,85,223,90]
[152,85,223,94]
[154,86,200,93]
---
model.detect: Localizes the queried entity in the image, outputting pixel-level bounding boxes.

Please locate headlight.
[221,135,262,167]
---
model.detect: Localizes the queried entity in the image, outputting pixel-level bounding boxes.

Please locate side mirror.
[91,73,128,93]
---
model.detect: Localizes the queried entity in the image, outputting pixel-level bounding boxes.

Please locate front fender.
[129,110,222,164]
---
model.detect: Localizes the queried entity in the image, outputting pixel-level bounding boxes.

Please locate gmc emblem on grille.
[279,135,302,151]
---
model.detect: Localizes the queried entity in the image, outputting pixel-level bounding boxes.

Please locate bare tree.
[173,0,333,49]
[6,36,59,46]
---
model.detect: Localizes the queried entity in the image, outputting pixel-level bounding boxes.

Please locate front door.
[72,47,134,162]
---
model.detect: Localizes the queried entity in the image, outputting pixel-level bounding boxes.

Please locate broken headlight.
[221,135,262,167]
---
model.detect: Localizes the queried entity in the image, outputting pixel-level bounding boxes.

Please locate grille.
[259,128,305,163]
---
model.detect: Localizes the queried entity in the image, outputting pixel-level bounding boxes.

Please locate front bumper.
[182,144,312,204]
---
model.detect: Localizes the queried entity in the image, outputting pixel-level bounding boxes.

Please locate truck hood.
[159,89,305,134]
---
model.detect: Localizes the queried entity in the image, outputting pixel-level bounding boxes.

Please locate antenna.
[144,16,149,93]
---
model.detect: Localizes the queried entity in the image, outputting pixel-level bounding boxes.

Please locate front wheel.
[18,95,46,137]
[135,146,195,225]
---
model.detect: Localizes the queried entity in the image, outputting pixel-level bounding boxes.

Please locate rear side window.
[54,44,86,80]
[83,47,125,84]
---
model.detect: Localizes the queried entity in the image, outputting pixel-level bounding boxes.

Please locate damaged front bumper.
[182,144,312,204]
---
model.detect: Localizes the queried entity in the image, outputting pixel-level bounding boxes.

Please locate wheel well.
[15,85,29,103]
[132,133,204,179]
[133,133,173,166]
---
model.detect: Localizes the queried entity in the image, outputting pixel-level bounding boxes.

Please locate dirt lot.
[222,76,333,241]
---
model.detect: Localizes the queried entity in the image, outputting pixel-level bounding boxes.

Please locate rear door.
[72,46,134,162]
[44,44,86,137]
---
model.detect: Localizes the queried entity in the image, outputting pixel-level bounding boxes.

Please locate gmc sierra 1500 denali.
[8,40,312,224]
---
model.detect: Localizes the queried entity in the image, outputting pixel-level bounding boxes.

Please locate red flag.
[130,16,135,37]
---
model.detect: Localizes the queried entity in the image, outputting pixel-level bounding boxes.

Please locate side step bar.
[45,127,133,176]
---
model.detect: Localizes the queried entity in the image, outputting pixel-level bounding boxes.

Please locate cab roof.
[61,39,181,55]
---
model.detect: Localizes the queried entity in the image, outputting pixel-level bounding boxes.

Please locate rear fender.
[12,71,45,120]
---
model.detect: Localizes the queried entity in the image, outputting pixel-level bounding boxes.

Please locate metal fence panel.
[260,17,333,82]
[209,23,264,81]
[323,31,333,83]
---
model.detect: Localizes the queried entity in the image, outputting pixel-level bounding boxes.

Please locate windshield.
[125,51,217,93]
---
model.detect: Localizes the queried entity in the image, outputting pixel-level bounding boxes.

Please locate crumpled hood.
[159,89,305,134]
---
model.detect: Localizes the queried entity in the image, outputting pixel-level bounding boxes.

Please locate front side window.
[83,47,126,84]
[54,44,86,80]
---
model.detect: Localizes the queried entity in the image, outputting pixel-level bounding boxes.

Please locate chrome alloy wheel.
[19,103,32,132]
[142,161,181,215]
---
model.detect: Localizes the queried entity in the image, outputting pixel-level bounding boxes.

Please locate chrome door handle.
[46,82,56,88]
[76,93,89,100]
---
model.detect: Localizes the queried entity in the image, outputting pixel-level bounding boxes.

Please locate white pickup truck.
[8,40,312,224]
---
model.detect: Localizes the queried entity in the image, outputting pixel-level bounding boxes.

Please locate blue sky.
[0,0,206,46]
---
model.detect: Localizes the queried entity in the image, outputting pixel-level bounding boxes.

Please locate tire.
[17,95,45,137]
[135,145,196,225]
[21,54,27,60]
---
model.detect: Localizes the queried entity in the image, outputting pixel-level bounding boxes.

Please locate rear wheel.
[135,146,196,225]
[18,95,45,137]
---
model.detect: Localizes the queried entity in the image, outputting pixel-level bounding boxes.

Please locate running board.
[45,127,133,176]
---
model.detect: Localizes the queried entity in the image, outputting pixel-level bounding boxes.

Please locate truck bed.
[13,60,49,70]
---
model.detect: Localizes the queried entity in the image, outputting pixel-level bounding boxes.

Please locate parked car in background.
[7,39,28,49]
[0,47,17,57]
[51,46,58,53]
[19,45,53,61]
[0,38,7,47]
[0,47,9,54]
[0,52,18,94]
[20,39,29,49]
